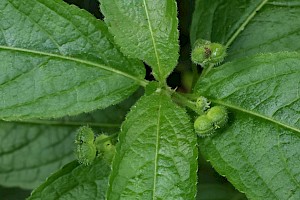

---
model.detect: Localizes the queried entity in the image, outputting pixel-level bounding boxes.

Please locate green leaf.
[28,157,111,200]
[197,152,247,200]
[0,121,75,189]
[194,52,300,199]
[0,90,142,189]
[190,0,300,61]
[61,87,144,132]
[0,0,145,120]
[108,92,198,199]
[100,0,179,82]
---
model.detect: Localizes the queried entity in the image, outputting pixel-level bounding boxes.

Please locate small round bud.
[196,96,210,113]
[194,115,214,137]
[95,134,111,152]
[207,106,228,128]
[95,134,116,163]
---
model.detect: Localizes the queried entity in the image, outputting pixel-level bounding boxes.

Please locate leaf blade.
[0,121,75,189]
[194,52,300,199]
[195,52,300,130]
[100,0,179,81]
[190,0,300,60]
[0,91,141,189]
[107,92,198,199]
[0,0,145,120]
[28,158,111,200]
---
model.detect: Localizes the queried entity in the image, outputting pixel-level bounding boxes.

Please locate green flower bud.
[95,134,116,163]
[207,106,228,128]
[194,115,214,137]
[191,39,226,67]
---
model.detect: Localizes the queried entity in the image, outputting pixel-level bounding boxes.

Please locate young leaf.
[191,0,300,60]
[108,92,198,199]
[194,52,300,199]
[28,157,111,200]
[0,0,145,120]
[100,0,179,82]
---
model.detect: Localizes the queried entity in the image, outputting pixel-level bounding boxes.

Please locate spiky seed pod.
[191,39,226,67]
[76,143,97,166]
[191,39,211,66]
[75,126,95,144]
[194,115,215,137]
[75,126,96,165]
[208,43,227,65]
[207,106,228,128]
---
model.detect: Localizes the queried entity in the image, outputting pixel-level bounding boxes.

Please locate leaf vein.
[142,0,161,80]
[225,0,269,48]
[212,99,300,134]
[152,96,162,199]
[0,45,146,86]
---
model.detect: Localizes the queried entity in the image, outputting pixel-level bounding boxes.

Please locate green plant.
[0,0,299,199]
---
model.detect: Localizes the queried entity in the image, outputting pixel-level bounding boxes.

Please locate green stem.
[199,63,214,79]
[171,91,201,115]
[140,79,149,87]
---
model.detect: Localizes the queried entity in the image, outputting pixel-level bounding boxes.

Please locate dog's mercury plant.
[0,0,299,199]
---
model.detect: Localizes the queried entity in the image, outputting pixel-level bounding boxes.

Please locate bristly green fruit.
[95,134,116,163]
[207,106,228,128]
[75,126,96,165]
[191,39,226,67]
[95,134,111,152]
[194,115,215,137]
[75,126,95,144]
[76,143,97,166]
[196,96,210,113]
[209,43,227,64]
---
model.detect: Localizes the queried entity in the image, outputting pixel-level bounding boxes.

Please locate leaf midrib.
[152,96,162,199]
[212,99,300,134]
[7,119,120,128]
[225,0,269,48]
[0,45,147,87]
[142,0,162,80]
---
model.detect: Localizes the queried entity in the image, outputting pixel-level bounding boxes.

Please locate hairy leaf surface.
[0,90,141,189]
[0,121,75,189]
[100,0,179,81]
[28,158,110,200]
[194,52,300,199]
[191,0,300,60]
[0,0,145,120]
[108,92,198,199]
